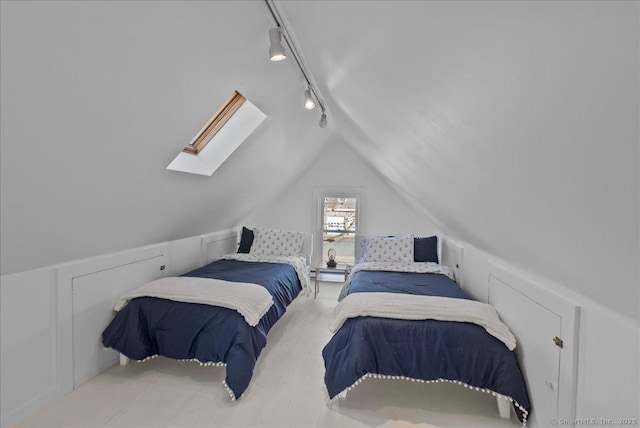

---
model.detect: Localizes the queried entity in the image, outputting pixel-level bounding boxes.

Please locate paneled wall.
[2,228,638,426]
[455,240,639,423]
[0,229,237,427]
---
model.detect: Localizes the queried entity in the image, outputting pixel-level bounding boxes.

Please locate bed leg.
[496,394,510,419]
[119,353,129,366]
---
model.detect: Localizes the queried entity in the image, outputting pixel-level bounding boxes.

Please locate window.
[166,90,266,176]
[183,91,246,155]
[313,187,364,268]
[322,197,357,265]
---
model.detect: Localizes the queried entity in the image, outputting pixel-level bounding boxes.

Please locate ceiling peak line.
[264,0,328,128]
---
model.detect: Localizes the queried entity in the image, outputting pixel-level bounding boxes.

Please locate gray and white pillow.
[249,227,305,257]
[363,234,414,263]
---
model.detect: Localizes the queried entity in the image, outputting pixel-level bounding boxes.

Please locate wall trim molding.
[1,227,239,428]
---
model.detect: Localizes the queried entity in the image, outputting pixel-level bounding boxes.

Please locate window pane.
[322,197,357,265]
[322,233,355,266]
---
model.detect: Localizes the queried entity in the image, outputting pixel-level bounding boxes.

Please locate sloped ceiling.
[277,0,639,321]
[1,1,638,322]
[0,1,336,275]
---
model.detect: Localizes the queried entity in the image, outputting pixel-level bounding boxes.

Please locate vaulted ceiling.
[277,0,639,321]
[1,1,638,320]
[1,1,336,274]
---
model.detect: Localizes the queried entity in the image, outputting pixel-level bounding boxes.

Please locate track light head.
[268,28,286,61]
[319,113,327,128]
[304,89,316,110]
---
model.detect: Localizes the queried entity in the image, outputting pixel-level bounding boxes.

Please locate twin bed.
[322,235,531,425]
[102,227,311,400]
[102,228,531,424]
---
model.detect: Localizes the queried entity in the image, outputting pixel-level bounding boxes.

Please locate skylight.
[167,91,266,176]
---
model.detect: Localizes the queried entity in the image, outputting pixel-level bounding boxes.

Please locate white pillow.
[363,235,414,263]
[249,227,304,257]
[355,236,368,264]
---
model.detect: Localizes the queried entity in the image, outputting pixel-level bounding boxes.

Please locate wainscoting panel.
[489,261,580,427]
[1,230,248,427]
[0,268,58,427]
[70,252,168,387]
[202,229,240,264]
[441,238,463,284]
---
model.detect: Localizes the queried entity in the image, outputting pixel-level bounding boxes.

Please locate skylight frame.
[166,92,266,177]
[183,90,246,155]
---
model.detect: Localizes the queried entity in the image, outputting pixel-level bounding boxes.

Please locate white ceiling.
[1,1,638,321]
[277,0,639,320]
[0,1,337,274]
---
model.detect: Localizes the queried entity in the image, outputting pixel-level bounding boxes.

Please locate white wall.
[0,0,334,276]
[2,0,637,423]
[0,268,58,426]
[0,229,236,427]
[241,137,442,267]
[277,1,640,417]
[281,0,640,323]
[459,242,639,422]
[245,129,639,419]
[3,230,637,427]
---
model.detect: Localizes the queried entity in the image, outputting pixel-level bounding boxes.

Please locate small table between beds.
[314,263,349,298]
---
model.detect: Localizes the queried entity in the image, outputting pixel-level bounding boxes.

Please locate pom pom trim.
[135,355,234,400]
[328,373,529,427]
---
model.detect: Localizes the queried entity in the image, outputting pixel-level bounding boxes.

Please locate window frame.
[312,187,366,268]
[183,91,246,155]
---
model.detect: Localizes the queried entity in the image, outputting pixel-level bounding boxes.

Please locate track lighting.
[319,112,327,128]
[268,28,286,61]
[265,1,327,128]
[304,89,316,110]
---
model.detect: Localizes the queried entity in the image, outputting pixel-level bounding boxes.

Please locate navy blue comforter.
[322,270,531,422]
[102,259,301,399]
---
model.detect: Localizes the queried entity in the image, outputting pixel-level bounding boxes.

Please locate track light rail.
[264,0,328,124]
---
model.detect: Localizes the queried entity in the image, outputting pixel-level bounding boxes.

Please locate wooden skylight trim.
[183,90,247,155]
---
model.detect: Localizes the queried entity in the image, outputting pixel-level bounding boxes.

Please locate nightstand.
[314,263,350,299]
